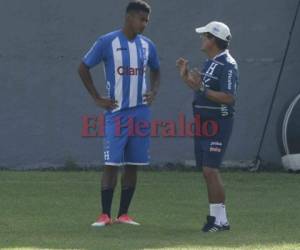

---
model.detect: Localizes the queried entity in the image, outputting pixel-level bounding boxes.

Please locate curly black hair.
[126,0,151,14]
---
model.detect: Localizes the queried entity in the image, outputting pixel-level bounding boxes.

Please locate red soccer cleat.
[91,213,112,227]
[114,214,140,226]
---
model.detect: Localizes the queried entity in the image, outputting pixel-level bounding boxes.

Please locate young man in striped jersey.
[78,0,160,227]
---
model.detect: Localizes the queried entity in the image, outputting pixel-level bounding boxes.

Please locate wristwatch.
[198,81,206,93]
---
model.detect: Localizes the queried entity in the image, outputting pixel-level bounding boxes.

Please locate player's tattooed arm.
[144,69,161,105]
[78,62,118,110]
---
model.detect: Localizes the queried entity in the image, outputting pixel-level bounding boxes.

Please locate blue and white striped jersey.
[82,30,160,113]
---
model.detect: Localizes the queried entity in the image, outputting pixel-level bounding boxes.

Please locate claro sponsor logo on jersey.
[117,66,146,76]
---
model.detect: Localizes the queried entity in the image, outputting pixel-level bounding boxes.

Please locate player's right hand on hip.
[94,97,118,110]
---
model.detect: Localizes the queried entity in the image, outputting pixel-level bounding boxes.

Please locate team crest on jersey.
[202,62,218,83]
[206,62,218,76]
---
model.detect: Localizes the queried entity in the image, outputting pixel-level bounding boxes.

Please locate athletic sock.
[209,203,228,226]
[101,188,114,217]
[118,187,135,217]
[219,204,229,225]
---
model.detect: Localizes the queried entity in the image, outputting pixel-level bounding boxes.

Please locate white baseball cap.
[195,21,231,42]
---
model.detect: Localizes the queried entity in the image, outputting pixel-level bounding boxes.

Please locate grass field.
[0,170,299,250]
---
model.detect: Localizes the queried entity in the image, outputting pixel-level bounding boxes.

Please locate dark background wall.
[0,0,299,169]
